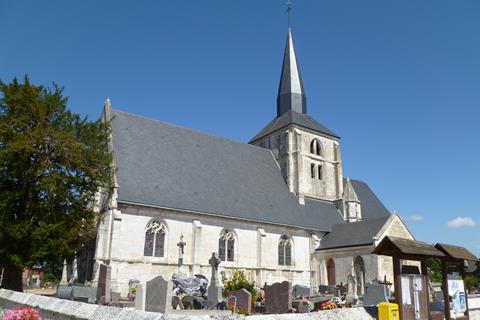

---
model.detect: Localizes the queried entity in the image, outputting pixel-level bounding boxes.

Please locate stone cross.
[177,234,186,267]
[209,252,221,282]
[205,252,222,308]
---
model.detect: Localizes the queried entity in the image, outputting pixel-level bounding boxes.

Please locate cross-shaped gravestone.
[177,234,186,267]
[206,252,222,308]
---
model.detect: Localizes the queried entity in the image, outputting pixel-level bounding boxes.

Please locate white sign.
[448,279,467,317]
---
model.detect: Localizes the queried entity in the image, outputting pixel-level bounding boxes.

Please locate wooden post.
[442,259,450,320]
[459,261,470,319]
[393,256,403,320]
[421,259,432,320]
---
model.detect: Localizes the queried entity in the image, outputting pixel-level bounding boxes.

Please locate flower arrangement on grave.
[221,269,257,314]
[1,307,43,320]
[226,299,250,316]
[128,285,137,301]
[320,300,337,310]
[221,270,257,302]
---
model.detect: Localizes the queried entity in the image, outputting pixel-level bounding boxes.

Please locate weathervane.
[287,0,292,28]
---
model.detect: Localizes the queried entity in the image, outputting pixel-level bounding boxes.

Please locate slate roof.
[316,216,390,250]
[250,110,339,143]
[110,109,342,231]
[277,28,307,117]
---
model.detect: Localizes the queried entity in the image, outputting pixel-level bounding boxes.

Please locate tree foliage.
[0,76,111,290]
[427,257,442,283]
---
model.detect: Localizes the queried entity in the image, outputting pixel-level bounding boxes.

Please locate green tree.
[0,76,111,291]
[427,257,443,283]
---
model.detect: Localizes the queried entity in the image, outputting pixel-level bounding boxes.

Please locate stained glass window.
[278,235,292,266]
[219,230,235,262]
[144,221,166,257]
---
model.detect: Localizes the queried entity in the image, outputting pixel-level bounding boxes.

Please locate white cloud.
[447,217,477,228]
[408,215,425,221]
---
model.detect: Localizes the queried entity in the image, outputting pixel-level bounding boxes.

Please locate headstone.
[72,285,97,302]
[293,284,310,297]
[346,273,358,303]
[134,283,145,310]
[206,252,222,308]
[229,288,252,314]
[56,285,73,300]
[69,256,78,285]
[318,285,328,293]
[264,281,292,314]
[145,275,173,313]
[362,283,389,306]
[96,264,111,305]
[60,259,68,285]
[327,285,340,296]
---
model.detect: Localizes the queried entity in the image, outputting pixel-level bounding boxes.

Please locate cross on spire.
[287,0,292,28]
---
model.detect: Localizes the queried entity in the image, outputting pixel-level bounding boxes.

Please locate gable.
[377,214,414,241]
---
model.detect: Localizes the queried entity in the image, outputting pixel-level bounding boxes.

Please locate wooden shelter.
[373,236,445,320]
[435,243,479,320]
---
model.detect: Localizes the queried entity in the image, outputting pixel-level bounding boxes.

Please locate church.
[90,27,415,296]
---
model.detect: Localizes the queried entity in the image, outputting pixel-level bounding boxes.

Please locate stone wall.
[0,289,378,320]
[95,202,322,295]
[0,289,239,320]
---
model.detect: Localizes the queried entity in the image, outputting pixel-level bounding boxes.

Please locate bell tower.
[250,28,343,202]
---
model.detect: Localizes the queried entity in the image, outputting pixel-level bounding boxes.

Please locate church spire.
[277,27,307,117]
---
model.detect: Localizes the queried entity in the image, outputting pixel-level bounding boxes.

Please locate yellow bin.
[378,302,400,320]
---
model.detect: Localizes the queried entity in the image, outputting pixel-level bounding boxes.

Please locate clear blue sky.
[2,1,479,255]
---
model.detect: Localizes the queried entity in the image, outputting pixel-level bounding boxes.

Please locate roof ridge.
[111,108,271,153]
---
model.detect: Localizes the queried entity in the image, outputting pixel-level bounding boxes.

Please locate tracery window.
[218,230,235,262]
[310,139,322,156]
[278,235,292,266]
[144,220,166,257]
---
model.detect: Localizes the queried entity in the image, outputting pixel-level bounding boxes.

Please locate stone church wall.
[95,202,321,295]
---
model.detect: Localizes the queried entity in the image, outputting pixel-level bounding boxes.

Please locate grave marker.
[265,281,292,314]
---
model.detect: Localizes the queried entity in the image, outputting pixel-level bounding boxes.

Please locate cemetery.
[2,243,480,320]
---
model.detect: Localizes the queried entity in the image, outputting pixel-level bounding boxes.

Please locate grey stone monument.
[145,275,173,313]
[293,284,310,297]
[134,283,145,310]
[229,288,252,314]
[346,273,358,304]
[265,281,292,314]
[206,252,222,308]
[96,264,111,305]
[362,283,390,306]
[60,259,68,285]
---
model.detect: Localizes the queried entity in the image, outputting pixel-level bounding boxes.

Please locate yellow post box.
[378,302,400,320]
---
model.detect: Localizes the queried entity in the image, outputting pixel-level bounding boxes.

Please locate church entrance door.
[327,258,336,286]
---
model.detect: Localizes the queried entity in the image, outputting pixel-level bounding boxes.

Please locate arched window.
[310,139,322,156]
[318,165,323,180]
[354,256,365,295]
[310,163,315,178]
[144,220,166,257]
[278,235,292,266]
[327,258,336,286]
[218,230,235,262]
